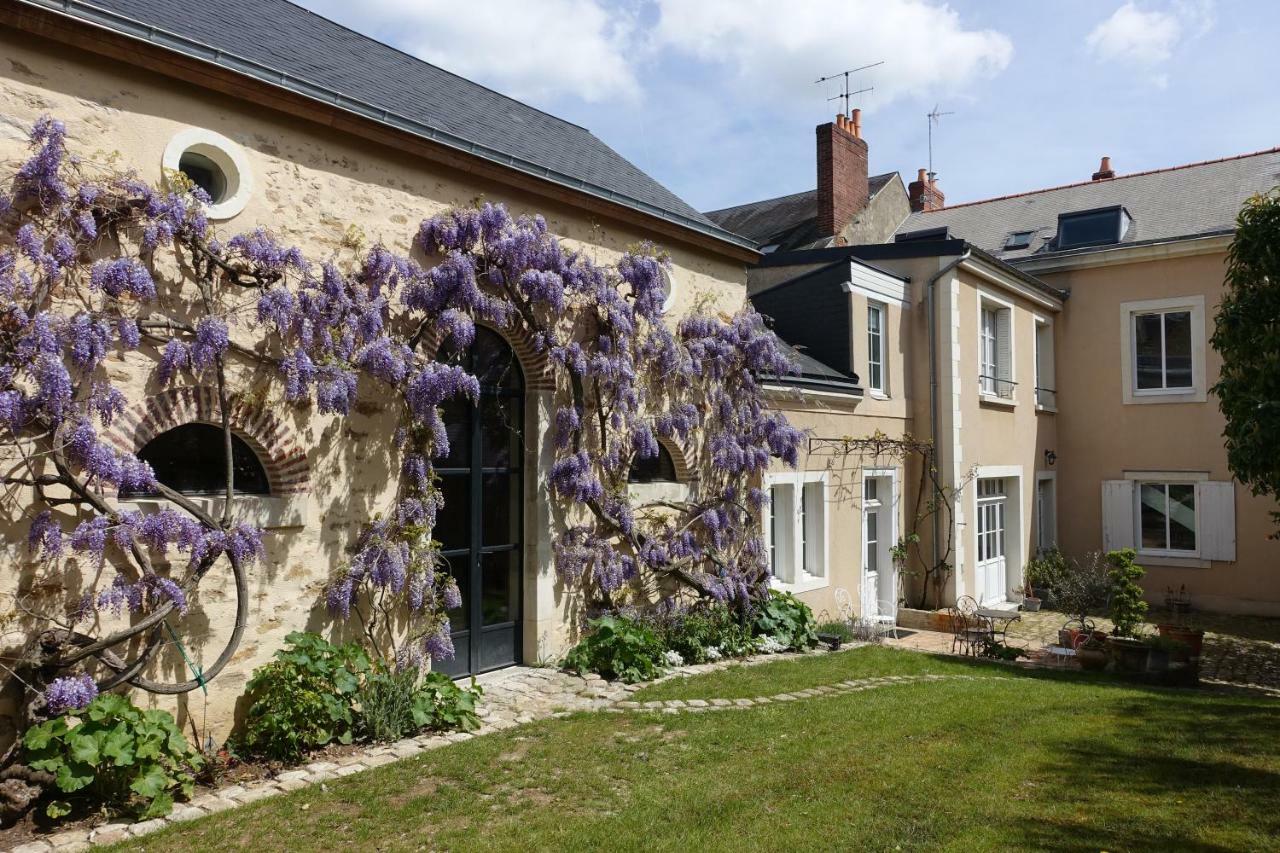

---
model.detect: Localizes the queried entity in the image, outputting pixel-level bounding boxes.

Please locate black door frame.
[437,328,525,677]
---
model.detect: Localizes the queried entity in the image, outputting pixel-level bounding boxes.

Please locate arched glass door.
[435,327,524,676]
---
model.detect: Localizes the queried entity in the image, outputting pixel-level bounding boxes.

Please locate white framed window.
[658,268,677,314]
[162,128,254,220]
[1137,481,1197,555]
[1034,316,1055,411]
[763,471,828,591]
[1119,296,1206,405]
[1102,473,1235,565]
[867,302,886,395]
[978,293,1014,402]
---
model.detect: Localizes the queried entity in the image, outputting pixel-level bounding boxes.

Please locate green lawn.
[115,647,1280,852]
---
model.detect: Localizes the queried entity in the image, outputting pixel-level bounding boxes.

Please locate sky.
[293,0,1278,212]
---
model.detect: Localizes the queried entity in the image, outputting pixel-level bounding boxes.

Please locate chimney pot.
[851,108,862,139]
[908,167,945,213]
[1092,156,1115,181]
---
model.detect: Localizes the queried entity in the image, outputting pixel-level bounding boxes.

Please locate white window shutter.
[1197,481,1236,562]
[996,308,1013,386]
[1101,480,1136,551]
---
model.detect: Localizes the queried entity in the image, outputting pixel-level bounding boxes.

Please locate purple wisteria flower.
[44,674,97,715]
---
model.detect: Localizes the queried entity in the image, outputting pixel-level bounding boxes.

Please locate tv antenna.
[815,61,884,118]
[927,104,954,178]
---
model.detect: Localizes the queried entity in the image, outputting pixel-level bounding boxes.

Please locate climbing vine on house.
[0,116,801,809]
[808,431,975,609]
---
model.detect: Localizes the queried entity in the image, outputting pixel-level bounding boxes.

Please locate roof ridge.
[274,0,592,134]
[705,171,898,217]
[705,188,815,216]
[921,145,1280,213]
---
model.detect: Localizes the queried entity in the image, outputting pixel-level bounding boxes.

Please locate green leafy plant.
[563,615,665,683]
[1025,548,1070,600]
[22,694,202,820]
[1054,551,1111,629]
[1213,189,1280,534]
[815,620,856,643]
[752,591,818,650]
[361,669,482,742]
[1107,548,1149,638]
[649,604,755,664]
[241,632,371,761]
[978,639,1026,661]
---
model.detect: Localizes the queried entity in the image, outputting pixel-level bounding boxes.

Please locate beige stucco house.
[0,0,759,739]
[713,108,1280,619]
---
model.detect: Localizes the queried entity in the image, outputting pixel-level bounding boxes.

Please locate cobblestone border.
[609,673,1012,714]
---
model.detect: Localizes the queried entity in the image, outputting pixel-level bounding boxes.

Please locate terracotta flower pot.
[1158,625,1204,659]
[1077,647,1109,671]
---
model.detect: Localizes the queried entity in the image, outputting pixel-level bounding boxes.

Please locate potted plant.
[1146,634,1189,676]
[1054,550,1111,653]
[1105,549,1151,673]
[1157,586,1204,660]
[1026,548,1068,607]
[1017,580,1042,612]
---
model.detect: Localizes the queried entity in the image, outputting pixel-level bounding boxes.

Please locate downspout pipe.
[925,249,970,603]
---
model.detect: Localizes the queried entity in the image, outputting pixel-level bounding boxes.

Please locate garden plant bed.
[83,647,1280,852]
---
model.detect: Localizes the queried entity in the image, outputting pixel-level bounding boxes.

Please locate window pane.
[1164,311,1193,389]
[481,473,519,546]
[1139,483,1168,550]
[444,552,470,630]
[481,550,518,626]
[127,423,270,497]
[436,474,470,551]
[1168,483,1197,551]
[865,510,878,572]
[438,396,470,469]
[1134,313,1164,390]
[864,478,877,501]
[480,396,521,469]
[769,487,782,577]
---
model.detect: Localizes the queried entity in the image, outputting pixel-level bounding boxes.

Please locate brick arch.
[105,386,311,496]
[420,321,554,392]
[656,435,698,484]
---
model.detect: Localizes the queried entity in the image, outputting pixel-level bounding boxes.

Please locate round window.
[162,128,253,220]
[659,267,676,314]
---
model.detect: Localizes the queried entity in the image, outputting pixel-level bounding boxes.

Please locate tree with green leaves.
[1212,189,1280,534]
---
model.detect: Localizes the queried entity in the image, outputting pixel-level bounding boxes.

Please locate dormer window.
[1056,206,1131,250]
[1004,231,1034,251]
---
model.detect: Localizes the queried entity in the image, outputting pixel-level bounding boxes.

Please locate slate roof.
[24,0,753,250]
[895,148,1280,262]
[705,173,897,251]
[768,345,862,397]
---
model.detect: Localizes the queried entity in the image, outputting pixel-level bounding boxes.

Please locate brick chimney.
[1092,156,1115,181]
[908,168,945,212]
[816,109,869,238]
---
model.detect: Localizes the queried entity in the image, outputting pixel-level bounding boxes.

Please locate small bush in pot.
[1055,551,1111,633]
[1026,548,1070,604]
[1106,548,1149,638]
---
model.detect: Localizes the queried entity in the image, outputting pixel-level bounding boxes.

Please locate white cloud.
[299,0,639,104]
[651,0,1013,106]
[1086,1,1215,66]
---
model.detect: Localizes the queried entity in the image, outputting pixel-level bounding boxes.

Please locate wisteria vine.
[0,116,802,732]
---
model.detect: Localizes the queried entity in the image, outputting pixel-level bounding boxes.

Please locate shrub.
[1107,548,1149,638]
[752,591,818,650]
[563,615,665,682]
[1025,548,1070,600]
[361,668,482,743]
[646,603,755,664]
[23,693,202,820]
[815,619,855,642]
[1053,551,1111,628]
[241,632,371,761]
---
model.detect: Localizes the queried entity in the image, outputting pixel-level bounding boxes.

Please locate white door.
[976,478,1008,606]
[862,474,896,622]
